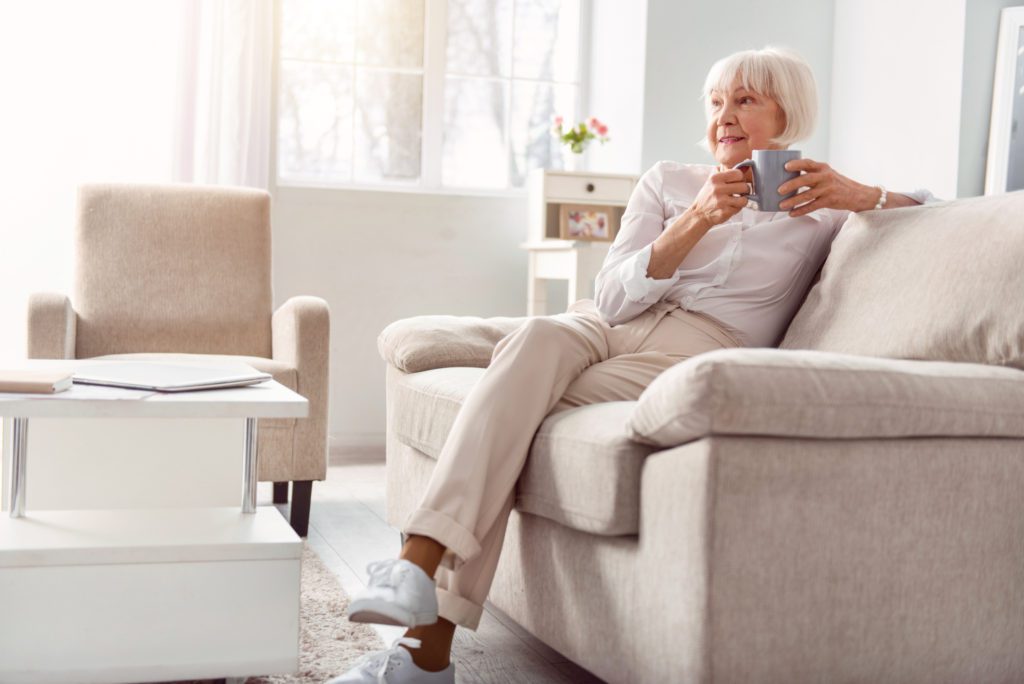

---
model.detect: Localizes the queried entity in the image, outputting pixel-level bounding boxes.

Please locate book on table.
[0,370,74,394]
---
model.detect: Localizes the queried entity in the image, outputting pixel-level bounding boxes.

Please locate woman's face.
[706,78,787,170]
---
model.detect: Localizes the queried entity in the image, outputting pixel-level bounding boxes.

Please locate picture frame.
[558,203,616,242]
[984,6,1024,195]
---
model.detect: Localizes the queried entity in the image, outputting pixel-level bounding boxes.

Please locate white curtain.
[0,0,275,361]
[174,0,274,189]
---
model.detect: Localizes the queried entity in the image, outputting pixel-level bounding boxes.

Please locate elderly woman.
[328,45,938,683]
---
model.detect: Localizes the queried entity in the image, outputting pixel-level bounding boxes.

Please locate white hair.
[694,45,818,152]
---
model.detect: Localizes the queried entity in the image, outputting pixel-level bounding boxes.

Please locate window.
[276,0,586,192]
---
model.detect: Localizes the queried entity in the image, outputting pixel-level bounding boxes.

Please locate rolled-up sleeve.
[900,188,942,205]
[594,162,678,326]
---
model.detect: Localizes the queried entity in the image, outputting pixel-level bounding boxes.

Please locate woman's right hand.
[685,168,752,228]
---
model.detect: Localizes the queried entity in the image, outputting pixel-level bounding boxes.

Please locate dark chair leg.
[290,480,313,538]
[273,481,289,504]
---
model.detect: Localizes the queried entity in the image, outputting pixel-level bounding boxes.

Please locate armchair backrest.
[73,183,273,359]
[780,190,1024,368]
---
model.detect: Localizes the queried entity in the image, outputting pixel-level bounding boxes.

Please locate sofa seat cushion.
[391,367,654,535]
[629,347,1024,448]
[89,352,298,428]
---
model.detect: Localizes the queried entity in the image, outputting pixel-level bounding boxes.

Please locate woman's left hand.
[777,159,878,217]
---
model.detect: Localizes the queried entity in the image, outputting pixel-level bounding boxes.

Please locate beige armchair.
[27,183,329,536]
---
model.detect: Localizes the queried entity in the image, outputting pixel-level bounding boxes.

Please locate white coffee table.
[0,360,308,684]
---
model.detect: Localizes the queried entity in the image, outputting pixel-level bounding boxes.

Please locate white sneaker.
[347,559,439,627]
[325,636,455,683]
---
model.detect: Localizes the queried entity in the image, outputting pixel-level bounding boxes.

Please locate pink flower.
[597,124,609,136]
[588,116,599,128]
[553,115,564,126]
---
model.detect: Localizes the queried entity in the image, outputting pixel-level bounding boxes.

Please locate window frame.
[270,0,592,198]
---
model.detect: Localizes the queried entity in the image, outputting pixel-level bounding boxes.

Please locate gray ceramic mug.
[733,149,802,212]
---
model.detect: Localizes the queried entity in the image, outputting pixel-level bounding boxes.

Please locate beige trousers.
[402,298,742,629]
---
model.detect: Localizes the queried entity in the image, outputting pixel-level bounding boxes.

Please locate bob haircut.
[695,45,817,152]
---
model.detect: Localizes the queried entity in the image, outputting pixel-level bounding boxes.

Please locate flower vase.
[561,148,584,172]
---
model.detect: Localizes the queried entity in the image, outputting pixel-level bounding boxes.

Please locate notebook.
[72,362,272,393]
[0,369,74,394]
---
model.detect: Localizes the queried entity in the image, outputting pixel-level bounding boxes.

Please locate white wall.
[830,0,966,200]
[270,185,527,452]
[0,2,181,363]
[584,0,649,174]
[640,0,836,171]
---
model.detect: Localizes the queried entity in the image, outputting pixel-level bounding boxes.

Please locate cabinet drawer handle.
[586,183,595,192]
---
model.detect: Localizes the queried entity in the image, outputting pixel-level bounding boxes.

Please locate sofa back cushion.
[780,190,1024,368]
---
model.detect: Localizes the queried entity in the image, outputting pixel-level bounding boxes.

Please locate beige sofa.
[377,190,1024,683]
[27,183,330,536]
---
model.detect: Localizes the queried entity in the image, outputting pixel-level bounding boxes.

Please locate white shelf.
[0,506,301,568]
[528,168,638,243]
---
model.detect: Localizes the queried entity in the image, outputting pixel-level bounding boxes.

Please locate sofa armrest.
[628,347,1024,448]
[635,434,1024,681]
[27,292,77,359]
[377,315,528,373]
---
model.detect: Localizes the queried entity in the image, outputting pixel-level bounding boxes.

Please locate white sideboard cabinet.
[521,168,638,316]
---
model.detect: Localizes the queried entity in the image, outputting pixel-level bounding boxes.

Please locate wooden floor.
[260,454,605,684]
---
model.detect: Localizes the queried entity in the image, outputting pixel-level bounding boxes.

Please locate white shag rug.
[168,541,386,684]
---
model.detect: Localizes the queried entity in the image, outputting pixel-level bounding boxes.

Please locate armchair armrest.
[272,295,330,400]
[628,347,1024,448]
[377,314,529,373]
[27,292,77,359]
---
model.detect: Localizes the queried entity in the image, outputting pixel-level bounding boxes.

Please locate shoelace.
[366,558,407,588]
[350,636,422,682]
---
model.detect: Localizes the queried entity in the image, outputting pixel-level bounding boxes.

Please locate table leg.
[567,257,581,312]
[527,253,546,316]
[242,418,258,514]
[7,417,28,518]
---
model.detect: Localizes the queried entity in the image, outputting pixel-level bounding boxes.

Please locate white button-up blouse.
[594,160,940,348]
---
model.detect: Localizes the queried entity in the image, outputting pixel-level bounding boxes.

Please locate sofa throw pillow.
[780,190,1024,368]
[627,347,1024,448]
[378,315,528,373]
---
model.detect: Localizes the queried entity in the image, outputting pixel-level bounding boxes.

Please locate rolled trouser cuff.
[403,507,482,570]
[436,586,484,631]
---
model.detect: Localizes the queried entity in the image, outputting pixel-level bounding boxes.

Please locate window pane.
[356,0,425,68]
[281,0,355,62]
[278,61,354,182]
[442,77,508,188]
[446,0,513,77]
[513,0,580,82]
[354,71,422,181]
[510,81,577,186]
